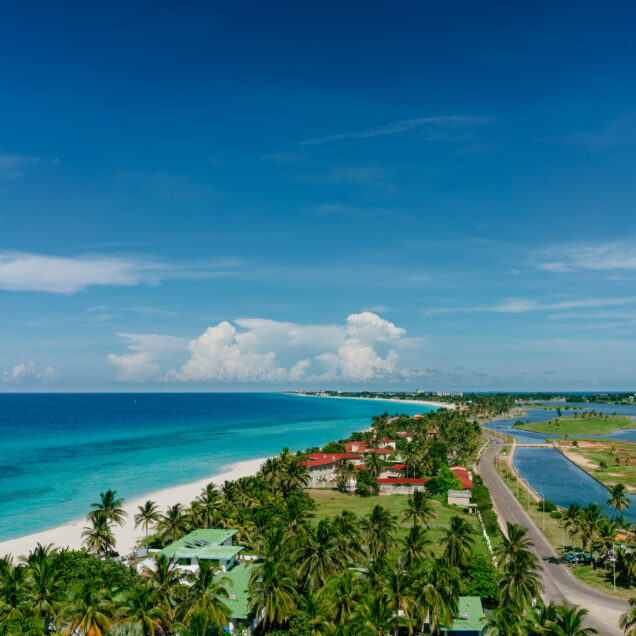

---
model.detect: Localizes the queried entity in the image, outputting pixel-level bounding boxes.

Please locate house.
[365,447,397,460]
[155,528,243,572]
[447,490,476,512]
[138,529,262,634]
[396,431,413,442]
[382,463,408,478]
[302,452,362,485]
[345,440,368,453]
[450,465,473,489]
[377,477,427,494]
[371,436,397,449]
[440,596,485,635]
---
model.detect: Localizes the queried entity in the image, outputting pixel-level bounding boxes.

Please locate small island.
[513,412,636,435]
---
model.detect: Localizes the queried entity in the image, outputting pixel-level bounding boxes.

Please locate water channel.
[483,402,636,522]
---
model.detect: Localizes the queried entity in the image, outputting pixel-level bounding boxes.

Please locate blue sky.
[2,1,636,391]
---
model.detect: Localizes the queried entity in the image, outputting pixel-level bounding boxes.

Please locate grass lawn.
[548,438,636,492]
[494,462,634,598]
[513,414,636,435]
[307,488,497,560]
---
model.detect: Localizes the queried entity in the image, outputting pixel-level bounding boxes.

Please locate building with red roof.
[449,465,473,489]
[302,452,362,486]
[377,477,428,494]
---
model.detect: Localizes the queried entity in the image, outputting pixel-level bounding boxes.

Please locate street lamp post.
[558,511,565,556]
[613,538,616,591]
[537,490,545,531]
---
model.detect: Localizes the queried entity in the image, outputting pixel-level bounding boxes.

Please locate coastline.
[0,456,268,559]
[288,393,456,410]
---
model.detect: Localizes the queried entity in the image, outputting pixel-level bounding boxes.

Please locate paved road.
[477,433,629,635]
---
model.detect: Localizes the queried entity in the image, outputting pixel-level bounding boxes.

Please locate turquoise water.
[0,393,428,541]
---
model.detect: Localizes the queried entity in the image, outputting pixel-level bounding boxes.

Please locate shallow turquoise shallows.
[0,393,429,541]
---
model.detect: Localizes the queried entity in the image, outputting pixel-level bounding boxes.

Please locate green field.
[513,414,636,435]
[548,438,636,492]
[307,489,497,560]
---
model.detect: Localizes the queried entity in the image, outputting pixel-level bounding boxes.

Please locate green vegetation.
[551,438,636,492]
[513,412,636,435]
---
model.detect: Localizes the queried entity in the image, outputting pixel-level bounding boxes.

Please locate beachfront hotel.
[138,529,262,634]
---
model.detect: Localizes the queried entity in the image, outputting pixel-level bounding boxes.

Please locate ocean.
[0,393,428,541]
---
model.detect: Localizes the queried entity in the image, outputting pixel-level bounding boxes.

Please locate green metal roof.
[159,529,242,560]
[218,561,254,619]
[442,596,486,632]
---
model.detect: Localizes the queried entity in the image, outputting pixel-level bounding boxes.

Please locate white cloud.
[2,361,56,382]
[111,312,411,384]
[107,333,188,382]
[428,296,636,315]
[0,154,37,181]
[535,242,636,272]
[0,251,245,294]
[301,115,492,146]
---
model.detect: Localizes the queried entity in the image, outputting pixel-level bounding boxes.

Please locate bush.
[550,511,562,519]
[355,469,379,497]
[481,509,499,534]
[321,441,345,453]
[51,550,138,589]
[462,555,499,608]
[426,463,461,495]
[538,499,557,513]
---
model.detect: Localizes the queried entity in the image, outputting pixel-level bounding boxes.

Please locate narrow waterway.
[484,402,636,521]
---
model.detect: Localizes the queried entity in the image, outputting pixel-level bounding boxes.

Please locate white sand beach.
[290,393,456,410]
[0,457,268,560]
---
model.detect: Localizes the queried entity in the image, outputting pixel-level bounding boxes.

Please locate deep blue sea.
[0,393,428,541]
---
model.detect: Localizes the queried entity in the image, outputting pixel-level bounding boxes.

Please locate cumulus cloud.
[2,361,56,382]
[110,312,412,384]
[107,333,189,382]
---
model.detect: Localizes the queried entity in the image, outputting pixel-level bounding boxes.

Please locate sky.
[2,1,636,391]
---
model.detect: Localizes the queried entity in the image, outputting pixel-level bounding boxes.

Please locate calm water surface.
[485,403,636,519]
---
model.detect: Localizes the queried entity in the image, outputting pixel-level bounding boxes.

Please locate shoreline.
[288,393,456,410]
[0,456,269,559]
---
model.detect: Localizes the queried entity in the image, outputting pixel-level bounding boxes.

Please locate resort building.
[138,529,262,634]
[450,465,474,489]
[377,477,428,494]
[143,528,244,573]
[382,463,408,478]
[302,452,363,485]
[439,596,485,635]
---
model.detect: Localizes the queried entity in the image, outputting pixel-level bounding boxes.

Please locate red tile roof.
[449,465,473,488]
[302,452,362,468]
[377,478,428,484]
[366,448,396,454]
[387,463,407,470]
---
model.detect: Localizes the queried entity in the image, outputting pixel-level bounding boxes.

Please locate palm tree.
[608,484,631,522]
[198,484,223,528]
[0,561,30,626]
[158,504,188,545]
[89,489,127,527]
[351,593,395,636]
[564,504,581,551]
[361,505,397,561]
[365,452,385,479]
[381,568,416,635]
[106,624,143,636]
[143,554,185,623]
[440,515,474,568]
[402,490,436,528]
[319,570,361,627]
[401,443,419,478]
[495,522,535,569]
[484,605,522,635]
[295,519,346,589]
[399,525,431,569]
[182,560,231,630]
[24,554,61,625]
[578,504,605,560]
[82,511,115,556]
[134,501,159,543]
[248,560,296,631]
[58,580,115,636]
[119,582,169,636]
[620,598,636,635]
[335,460,357,492]
[415,560,459,635]
[545,602,598,635]
[285,460,310,492]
